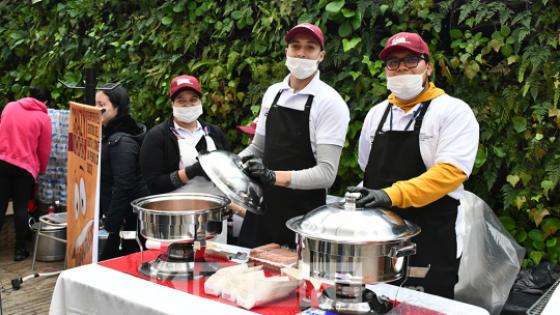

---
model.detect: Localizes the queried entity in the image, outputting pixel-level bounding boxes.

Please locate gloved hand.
[185,162,207,180]
[243,157,276,186]
[240,154,255,163]
[347,186,392,208]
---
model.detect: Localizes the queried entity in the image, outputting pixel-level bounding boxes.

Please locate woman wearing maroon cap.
[139,75,230,196]
[350,32,479,298]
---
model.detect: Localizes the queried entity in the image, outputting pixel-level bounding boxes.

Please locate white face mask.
[386,72,426,100]
[173,104,203,123]
[285,56,319,80]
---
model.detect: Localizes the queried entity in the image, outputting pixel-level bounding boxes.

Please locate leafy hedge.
[1,0,559,267]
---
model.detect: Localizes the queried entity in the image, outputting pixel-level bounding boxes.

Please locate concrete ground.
[1,214,64,315]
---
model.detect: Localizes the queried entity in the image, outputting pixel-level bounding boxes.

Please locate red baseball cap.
[378,32,430,60]
[169,75,202,98]
[237,118,258,136]
[285,23,325,49]
[237,121,257,136]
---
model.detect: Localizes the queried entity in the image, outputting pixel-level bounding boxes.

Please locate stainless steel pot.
[286,192,420,285]
[30,220,66,262]
[131,193,230,242]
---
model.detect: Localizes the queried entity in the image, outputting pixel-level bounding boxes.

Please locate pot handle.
[28,217,37,229]
[389,243,416,258]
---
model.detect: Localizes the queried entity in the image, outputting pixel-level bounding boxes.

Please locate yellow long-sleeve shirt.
[382,83,467,208]
[383,163,467,208]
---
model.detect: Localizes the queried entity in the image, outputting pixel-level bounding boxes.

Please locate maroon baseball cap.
[237,118,258,136]
[285,23,325,49]
[378,32,430,60]
[169,75,202,98]
[237,122,257,136]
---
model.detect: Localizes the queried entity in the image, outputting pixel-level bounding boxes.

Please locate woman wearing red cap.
[140,75,229,196]
[350,32,479,298]
[238,23,350,248]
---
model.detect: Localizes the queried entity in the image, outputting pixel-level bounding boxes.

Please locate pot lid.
[39,213,67,226]
[198,150,263,214]
[131,192,230,214]
[32,221,66,231]
[286,192,420,244]
[31,213,67,230]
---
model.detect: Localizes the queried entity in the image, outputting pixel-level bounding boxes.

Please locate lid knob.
[344,192,361,210]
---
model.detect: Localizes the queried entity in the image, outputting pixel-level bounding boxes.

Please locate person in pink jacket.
[0,87,52,261]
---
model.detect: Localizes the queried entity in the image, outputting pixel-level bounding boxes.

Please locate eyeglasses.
[384,55,426,71]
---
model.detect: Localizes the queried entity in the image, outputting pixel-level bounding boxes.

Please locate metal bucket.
[31,221,66,261]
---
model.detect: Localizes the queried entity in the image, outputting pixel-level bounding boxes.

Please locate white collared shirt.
[357,94,479,200]
[173,120,204,144]
[255,72,350,155]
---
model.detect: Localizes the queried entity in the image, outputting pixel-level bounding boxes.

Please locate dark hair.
[98,83,130,116]
[30,86,52,104]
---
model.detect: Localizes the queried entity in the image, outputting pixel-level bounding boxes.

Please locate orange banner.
[66,102,102,268]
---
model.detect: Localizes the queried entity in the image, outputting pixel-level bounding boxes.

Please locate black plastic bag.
[501,262,560,315]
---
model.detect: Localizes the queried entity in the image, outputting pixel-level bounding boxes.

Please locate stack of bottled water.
[38,109,70,206]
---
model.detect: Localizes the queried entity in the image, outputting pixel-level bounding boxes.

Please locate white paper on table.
[235,276,300,310]
[204,263,250,296]
[221,269,265,302]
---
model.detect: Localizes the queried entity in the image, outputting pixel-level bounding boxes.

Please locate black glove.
[243,157,276,186]
[185,162,207,180]
[347,186,392,208]
[240,154,255,163]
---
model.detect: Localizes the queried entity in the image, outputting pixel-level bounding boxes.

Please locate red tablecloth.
[99,250,444,315]
[99,250,301,315]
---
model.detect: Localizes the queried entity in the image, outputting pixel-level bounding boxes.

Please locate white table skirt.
[49,264,255,315]
[367,283,489,315]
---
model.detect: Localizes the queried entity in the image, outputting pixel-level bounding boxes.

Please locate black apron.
[238,91,326,248]
[363,101,460,299]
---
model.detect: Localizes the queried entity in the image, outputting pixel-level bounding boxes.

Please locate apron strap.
[304,95,314,112]
[203,126,217,151]
[375,103,392,134]
[413,99,432,133]
[271,90,283,108]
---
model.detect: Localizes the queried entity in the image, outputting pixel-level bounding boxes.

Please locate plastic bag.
[454,191,526,315]
[511,262,560,295]
[500,262,560,315]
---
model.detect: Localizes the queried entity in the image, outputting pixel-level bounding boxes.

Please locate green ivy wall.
[1,0,559,267]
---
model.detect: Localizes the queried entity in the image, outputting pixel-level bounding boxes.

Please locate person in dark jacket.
[96,83,149,260]
[140,74,229,195]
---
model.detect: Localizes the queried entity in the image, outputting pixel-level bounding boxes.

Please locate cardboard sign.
[66,102,102,268]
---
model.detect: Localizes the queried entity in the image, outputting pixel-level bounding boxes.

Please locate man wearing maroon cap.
[237,23,350,248]
[349,32,479,298]
[140,74,230,195]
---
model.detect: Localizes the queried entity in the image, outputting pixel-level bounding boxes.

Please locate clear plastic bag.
[454,191,526,315]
